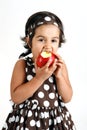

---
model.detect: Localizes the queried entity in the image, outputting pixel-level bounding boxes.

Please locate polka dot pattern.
[38,91,44,98]
[2,57,76,130]
[44,16,51,21]
[15,116,19,122]
[36,120,40,127]
[30,119,35,126]
[20,117,24,123]
[44,100,50,107]
[28,110,32,117]
[49,76,54,83]
[27,75,33,81]
[49,93,55,99]
[54,100,58,107]
[44,84,50,91]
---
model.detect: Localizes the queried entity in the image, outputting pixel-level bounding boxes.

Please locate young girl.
[2,11,76,130]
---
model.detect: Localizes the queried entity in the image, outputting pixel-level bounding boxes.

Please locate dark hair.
[19,11,65,58]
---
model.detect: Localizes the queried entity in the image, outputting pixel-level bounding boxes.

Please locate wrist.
[34,76,44,84]
[55,73,64,80]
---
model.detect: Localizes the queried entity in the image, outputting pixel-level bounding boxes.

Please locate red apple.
[36,51,56,68]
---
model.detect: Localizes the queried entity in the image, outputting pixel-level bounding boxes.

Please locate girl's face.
[31,24,60,61]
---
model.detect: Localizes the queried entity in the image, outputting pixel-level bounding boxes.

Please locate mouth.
[36,51,56,68]
[40,51,52,58]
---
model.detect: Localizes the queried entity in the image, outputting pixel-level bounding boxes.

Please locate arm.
[54,54,73,103]
[10,59,44,104]
[10,59,57,104]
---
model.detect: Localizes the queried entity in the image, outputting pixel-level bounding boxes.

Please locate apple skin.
[36,52,56,68]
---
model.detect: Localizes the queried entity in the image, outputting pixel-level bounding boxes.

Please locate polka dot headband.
[25,12,61,37]
[28,16,59,36]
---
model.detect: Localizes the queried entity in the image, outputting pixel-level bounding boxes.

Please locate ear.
[25,36,31,48]
[25,36,29,43]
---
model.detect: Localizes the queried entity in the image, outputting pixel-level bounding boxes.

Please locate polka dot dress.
[2,57,76,130]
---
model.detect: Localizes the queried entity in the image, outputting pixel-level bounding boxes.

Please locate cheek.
[53,44,59,52]
[32,47,41,60]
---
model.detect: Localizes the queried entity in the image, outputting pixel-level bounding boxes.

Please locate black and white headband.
[26,15,59,37]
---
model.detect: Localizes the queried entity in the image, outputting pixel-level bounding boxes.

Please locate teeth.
[41,51,51,58]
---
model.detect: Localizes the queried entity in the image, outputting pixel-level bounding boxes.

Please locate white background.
[0,0,87,129]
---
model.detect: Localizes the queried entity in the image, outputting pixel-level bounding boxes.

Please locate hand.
[53,53,65,79]
[53,54,73,103]
[35,58,57,81]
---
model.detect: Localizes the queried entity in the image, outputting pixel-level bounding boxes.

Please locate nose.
[42,41,53,52]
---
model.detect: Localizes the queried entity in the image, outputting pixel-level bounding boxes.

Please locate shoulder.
[14,59,26,69]
[12,57,33,74]
[12,59,27,77]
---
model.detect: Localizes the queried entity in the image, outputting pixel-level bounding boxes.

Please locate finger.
[48,59,57,71]
[58,59,64,64]
[34,58,40,70]
[45,59,53,67]
[55,54,64,63]
[55,53,61,58]
[57,62,63,68]
[34,59,37,68]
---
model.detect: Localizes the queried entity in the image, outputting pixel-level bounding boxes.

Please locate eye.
[52,39,58,43]
[38,37,45,43]
[38,38,44,42]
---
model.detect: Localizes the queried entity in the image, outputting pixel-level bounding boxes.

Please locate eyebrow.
[36,35,59,39]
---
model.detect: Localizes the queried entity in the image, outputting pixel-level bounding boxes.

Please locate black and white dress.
[2,56,76,130]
